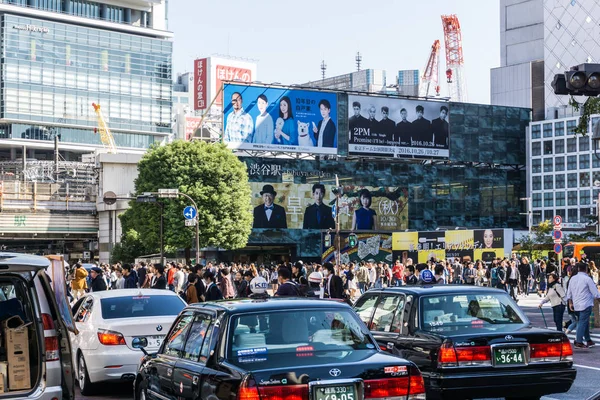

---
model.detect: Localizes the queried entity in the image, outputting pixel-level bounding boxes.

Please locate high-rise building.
[491,0,600,121]
[0,0,173,160]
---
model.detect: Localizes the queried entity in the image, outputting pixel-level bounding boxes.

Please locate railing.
[0,180,97,212]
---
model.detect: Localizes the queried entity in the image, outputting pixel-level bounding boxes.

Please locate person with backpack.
[275,267,300,297]
[539,272,566,331]
[203,270,223,301]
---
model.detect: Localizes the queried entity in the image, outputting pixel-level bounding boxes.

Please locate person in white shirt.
[367,263,377,289]
[173,264,185,294]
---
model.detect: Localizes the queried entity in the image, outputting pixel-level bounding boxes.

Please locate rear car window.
[101,295,185,319]
[420,293,526,333]
[228,309,375,361]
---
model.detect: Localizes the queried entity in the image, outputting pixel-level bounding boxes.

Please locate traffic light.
[348,233,358,247]
[553,63,600,96]
[324,233,331,248]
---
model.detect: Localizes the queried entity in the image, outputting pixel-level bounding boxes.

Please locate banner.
[250,183,408,230]
[224,84,338,155]
[321,233,393,264]
[348,95,449,159]
[185,116,202,141]
[194,58,207,110]
[216,65,252,106]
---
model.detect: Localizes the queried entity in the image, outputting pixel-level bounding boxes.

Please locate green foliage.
[117,141,253,258]
[565,231,600,243]
[110,229,149,264]
[519,220,555,258]
[569,96,600,135]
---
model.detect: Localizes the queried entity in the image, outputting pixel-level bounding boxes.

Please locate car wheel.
[136,382,148,400]
[78,353,94,396]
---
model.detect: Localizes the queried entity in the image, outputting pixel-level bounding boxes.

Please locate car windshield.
[420,293,527,333]
[100,295,185,319]
[227,309,375,361]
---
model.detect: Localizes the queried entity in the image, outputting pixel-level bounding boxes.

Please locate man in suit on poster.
[349,101,369,141]
[303,184,335,229]
[394,108,412,146]
[378,106,396,142]
[431,105,449,148]
[253,184,287,228]
[411,105,433,146]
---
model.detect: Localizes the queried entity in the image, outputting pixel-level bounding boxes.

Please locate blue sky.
[168,0,500,105]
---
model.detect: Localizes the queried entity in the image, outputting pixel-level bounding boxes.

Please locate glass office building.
[0,1,172,158]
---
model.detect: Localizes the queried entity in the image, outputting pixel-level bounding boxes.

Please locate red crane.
[441,14,467,102]
[419,40,441,98]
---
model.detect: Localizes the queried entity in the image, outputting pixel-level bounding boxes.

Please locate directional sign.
[183,206,197,220]
[332,204,337,219]
[185,218,197,227]
[552,230,563,240]
[554,243,563,254]
[553,215,562,226]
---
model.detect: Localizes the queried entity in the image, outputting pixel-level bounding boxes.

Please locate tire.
[136,381,148,400]
[78,353,94,396]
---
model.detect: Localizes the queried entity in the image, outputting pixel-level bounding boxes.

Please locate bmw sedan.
[133,298,427,400]
[70,289,186,395]
[354,285,577,400]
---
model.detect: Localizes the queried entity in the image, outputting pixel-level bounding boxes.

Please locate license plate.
[146,335,164,348]
[314,384,356,400]
[494,347,524,365]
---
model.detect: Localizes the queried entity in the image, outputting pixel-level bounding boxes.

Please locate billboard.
[250,182,408,230]
[224,84,338,155]
[348,95,449,159]
[185,116,202,141]
[215,65,252,106]
[322,233,393,264]
[194,58,207,110]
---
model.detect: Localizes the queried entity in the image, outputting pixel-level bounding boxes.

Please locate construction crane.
[441,14,468,102]
[92,103,117,154]
[419,40,441,98]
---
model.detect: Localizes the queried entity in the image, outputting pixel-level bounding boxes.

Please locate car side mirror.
[132,337,149,356]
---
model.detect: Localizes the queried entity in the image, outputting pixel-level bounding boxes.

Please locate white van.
[0,253,75,399]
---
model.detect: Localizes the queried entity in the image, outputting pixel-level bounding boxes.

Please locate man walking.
[565,262,600,348]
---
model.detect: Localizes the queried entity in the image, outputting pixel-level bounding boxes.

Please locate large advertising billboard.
[223,84,338,155]
[250,183,408,230]
[322,233,393,264]
[193,58,207,110]
[348,95,449,159]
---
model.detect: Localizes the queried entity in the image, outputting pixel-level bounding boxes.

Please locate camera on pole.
[552,63,600,96]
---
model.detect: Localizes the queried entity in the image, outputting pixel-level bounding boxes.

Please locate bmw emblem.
[505,335,513,341]
[156,325,163,332]
[329,368,341,377]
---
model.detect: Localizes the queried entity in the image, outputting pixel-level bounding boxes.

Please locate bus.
[563,242,600,265]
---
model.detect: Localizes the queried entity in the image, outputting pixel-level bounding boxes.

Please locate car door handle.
[167,368,173,377]
[192,376,199,386]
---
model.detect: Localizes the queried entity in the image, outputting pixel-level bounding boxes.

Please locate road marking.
[574,364,600,371]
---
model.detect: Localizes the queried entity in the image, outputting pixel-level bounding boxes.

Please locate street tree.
[519,220,554,259]
[117,141,253,261]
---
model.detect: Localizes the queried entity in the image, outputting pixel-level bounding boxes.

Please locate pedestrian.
[137,262,147,288]
[507,260,520,301]
[89,267,107,292]
[323,262,345,299]
[463,262,476,285]
[167,262,177,291]
[219,267,236,299]
[452,259,464,284]
[392,260,404,286]
[565,262,600,349]
[173,264,185,294]
[203,270,223,301]
[536,261,547,297]
[539,272,566,331]
[122,264,137,289]
[405,265,418,285]
[496,261,507,291]
[184,273,200,304]
[193,264,206,301]
[71,263,88,299]
[274,267,300,296]
[151,265,167,290]
[356,262,369,293]
[434,264,446,284]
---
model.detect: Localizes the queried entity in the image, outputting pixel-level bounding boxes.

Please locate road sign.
[185,218,197,227]
[553,215,562,226]
[552,230,563,240]
[159,188,179,198]
[554,243,563,254]
[183,206,197,220]
[332,204,336,219]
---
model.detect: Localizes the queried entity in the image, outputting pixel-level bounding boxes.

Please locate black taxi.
[353,285,577,400]
[132,298,426,400]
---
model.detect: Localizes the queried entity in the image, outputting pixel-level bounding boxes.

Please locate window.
[556,209,565,219]
[544,192,553,207]
[101,295,185,319]
[532,193,542,208]
[568,209,578,222]
[579,136,590,151]
[543,123,552,138]
[555,174,565,189]
[544,175,553,190]
[532,159,541,173]
[543,158,553,172]
[567,155,577,170]
[556,192,565,206]
[354,295,378,325]
[531,125,541,139]
[567,173,578,188]
[555,139,564,154]
[163,313,195,358]
[75,298,93,323]
[555,121,565,136]
[544,210,554,221]
[580,154,590,169]
[567,120,577,135]
[555,156,565,171]
[594,155,600,169]
[371,295,405,333]
[580,190,591,205]
[567,137,577,152]
[568,191,578,206]
[580,172,590,187]
[543,141,553,155]
[532,142,541,156]
[532,176,541,190]
[182,314,212,362]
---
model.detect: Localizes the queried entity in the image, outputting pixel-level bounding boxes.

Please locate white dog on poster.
[297,121,314,147]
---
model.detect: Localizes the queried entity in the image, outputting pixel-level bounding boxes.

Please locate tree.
[117,141,253,260]
[519,220,554,259]
[110,229,149,264]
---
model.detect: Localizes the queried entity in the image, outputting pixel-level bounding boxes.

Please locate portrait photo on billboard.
[348,94,449,159]
[250,182,407,231]
[473,229,504,249]
[223,84,338,155]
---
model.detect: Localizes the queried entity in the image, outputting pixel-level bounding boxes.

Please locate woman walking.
[538,272,566,331]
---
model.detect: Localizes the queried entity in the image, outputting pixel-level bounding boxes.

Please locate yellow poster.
[392,232,418,251]
[445,230,474,251]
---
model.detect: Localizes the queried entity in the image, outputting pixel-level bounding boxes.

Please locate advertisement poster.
[194,58,207,110]
[251,183,408,231]
[348,94,449,159]
[216,65,252,106]
[321,233,393,265]
[223,84,338,155]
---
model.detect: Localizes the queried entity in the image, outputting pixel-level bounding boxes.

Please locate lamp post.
[158,189,200,265]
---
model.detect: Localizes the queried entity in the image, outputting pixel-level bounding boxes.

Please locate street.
[73,295,600,400]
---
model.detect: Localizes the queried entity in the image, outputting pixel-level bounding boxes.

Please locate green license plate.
[314,384,356,400]
[494,347,525,365]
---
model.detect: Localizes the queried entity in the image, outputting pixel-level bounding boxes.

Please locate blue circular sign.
[183,206,197,220]
[552,230,562,240]
[554,243,563,254]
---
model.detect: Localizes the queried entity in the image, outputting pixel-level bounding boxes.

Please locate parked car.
[0,252,75,399]
[133,298,427,400]
[70,289,186,395]
[354,285,577,400]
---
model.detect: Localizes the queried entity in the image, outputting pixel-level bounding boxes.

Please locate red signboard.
[194,58,207,110]
[215,64,252,106]
[185,117,202,141]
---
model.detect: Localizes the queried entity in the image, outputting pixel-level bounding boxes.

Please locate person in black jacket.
[122,264,138,289]
[303,184,335,229]
[89,267,107,292]
[203,270,223,301]
[152,264,167,290]
[192,264,206,301]
[323,262,344,299]
[253,185,287,228]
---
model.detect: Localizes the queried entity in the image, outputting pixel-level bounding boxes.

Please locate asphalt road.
[74,295,600,400]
